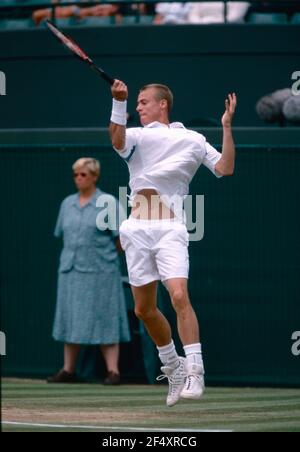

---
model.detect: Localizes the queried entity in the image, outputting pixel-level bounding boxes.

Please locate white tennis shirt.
[114,121,222,215]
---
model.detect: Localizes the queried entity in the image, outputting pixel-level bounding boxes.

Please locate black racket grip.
[91,64,115,86]
[101,71,115,86]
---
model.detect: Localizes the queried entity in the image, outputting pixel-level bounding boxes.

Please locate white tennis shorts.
[119,217,190,287]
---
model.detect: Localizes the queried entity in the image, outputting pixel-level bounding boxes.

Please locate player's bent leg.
[131,281,186,406]
[164,278,199,344]
[165,278,205,400]
[131,281,172,346]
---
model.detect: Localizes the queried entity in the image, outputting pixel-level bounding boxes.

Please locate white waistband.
[127,216,185,226]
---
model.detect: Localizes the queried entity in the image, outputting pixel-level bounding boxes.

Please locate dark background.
[0,24,299,127]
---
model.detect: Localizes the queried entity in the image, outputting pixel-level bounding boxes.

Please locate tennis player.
[109,80,236,406]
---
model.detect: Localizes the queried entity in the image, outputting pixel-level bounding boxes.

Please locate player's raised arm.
[109,79,128,151]
[215,93,237,176]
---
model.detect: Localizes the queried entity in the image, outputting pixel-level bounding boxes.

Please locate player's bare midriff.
[131,189,175,220]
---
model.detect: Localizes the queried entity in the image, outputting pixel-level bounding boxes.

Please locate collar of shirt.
[144,121,186,129]
[72,188,102,208]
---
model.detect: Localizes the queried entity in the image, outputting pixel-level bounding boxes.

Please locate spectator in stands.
[256,88,300,125]
[32,1,128,26]
[187,2,250,24]
[78,2,120,21]
[154,2,249,25]
[47,157,130,384]
[154,3,192,24]
[78,2,155,24]
[32,0,84,26]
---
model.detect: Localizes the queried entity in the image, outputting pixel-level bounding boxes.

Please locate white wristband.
[110,99,127,126]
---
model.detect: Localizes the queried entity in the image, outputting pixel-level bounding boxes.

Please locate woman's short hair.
[72,158,101,179]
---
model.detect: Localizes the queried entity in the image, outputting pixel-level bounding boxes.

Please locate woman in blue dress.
[48,158,130,384]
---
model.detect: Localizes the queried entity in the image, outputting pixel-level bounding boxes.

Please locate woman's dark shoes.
[103,371,121,385]
[47,369,82,383]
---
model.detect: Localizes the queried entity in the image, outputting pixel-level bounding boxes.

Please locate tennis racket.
[46,20,115,86]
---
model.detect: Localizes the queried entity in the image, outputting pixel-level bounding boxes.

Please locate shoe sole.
[180,391,204,400]
[167,399,180,407]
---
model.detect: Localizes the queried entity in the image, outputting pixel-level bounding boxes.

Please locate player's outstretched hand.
[221,93,237,128]
[111,79,128,102]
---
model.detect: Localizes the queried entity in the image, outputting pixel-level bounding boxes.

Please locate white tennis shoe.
[157,357,187,407]
[180,363,205,400]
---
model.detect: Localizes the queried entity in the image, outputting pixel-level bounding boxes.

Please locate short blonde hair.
[72,157,101,179]
[140,84,173,113]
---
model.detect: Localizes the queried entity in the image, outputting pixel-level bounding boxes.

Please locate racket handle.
[91,64,114,86]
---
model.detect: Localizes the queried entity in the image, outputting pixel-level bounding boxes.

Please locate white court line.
[3,421,233,432]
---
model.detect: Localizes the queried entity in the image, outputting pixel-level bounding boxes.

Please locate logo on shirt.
[291,71,300,96]
[0,71,6,96]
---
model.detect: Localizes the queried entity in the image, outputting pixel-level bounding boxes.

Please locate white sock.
[157,340,179,367]
[183,343,204,372]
